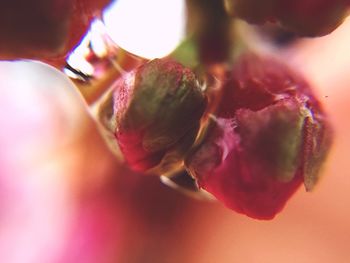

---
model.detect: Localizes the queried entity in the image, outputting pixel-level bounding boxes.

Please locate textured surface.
[112,59,207,173]
[187,53,333,219]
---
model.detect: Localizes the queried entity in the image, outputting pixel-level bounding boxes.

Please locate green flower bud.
[105,58,207,173]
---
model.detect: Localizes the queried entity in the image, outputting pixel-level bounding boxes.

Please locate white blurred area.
[103,0,185,59]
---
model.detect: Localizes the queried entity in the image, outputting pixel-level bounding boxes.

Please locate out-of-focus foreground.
[1,18,350,263]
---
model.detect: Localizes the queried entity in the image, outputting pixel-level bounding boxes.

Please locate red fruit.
[225,0,350,36]
[186,53,333,219]
[0,0,112,62]
[102,59,207,173]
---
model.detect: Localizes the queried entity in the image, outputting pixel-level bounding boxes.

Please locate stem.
[185,0,232,65]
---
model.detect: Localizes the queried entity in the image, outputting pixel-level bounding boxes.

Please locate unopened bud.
[186,53,333,219]
[102,58,207,173]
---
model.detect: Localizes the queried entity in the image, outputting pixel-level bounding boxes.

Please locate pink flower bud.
[186,53,333,219]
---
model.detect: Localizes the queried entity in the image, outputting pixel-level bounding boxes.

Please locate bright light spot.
[103,0,185,59]
[66,33,94,77]
[90,20,109,57]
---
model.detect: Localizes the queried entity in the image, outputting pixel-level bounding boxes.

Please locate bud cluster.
[99,53,332,219]
[0,0,337,220]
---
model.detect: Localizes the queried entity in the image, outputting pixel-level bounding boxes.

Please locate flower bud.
[186,53,333,219]
[224,0,350,36]
[104,59,207,173]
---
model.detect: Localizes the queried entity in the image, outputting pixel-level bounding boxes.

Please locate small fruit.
[103,58,207,173]
[186,53,333,219]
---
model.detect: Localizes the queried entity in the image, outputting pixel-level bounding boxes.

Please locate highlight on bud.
[100,58,207,173]
[224,0,350,36]
[185,53,333,219]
